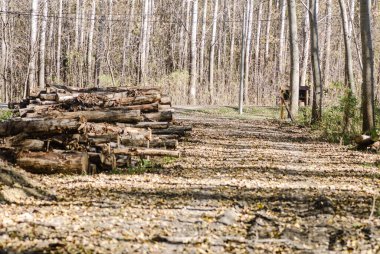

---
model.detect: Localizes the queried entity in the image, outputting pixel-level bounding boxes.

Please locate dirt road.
[1,109,380,253]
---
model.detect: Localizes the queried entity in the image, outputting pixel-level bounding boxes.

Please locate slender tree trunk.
[264,0,272,61]
[56,0,63,82]
[121,0,136,84]
[288,0,300,117]
[87,0,96,86]
[254,1,263,104]
[199,0,208,84]
[140,0,149,84]
[39,0,48,89]
[228,0,236,82]
[323,0,332,87]
[360,0,375,132]
[244,0,254,104]
[94,0,106,87]
[300,1,310,88]
[239,3,247,115]
[277,0,287,83]
[339,0,355,92]
[26,0,39,98]
[208,0,219,104]
[189,0,198,105]
[0,0,7,102]
[309,0,323,124]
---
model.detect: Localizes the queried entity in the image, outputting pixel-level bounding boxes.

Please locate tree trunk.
[188,0,198,105]
[87,0,96,86]
[140,0,150,84]
[288,0,300,118]
[39,0,48,89]
[199,0,208,85]
[300,1,310,88]
[208,0,219,105]
[309,0,323,124]
[277,0,287,83]
[323,0,332,87]
[0,0,7,102]
[339,0,355,92]
[26,0,39,98]
[244,0,254,104]
[360,0,375,133]
[264,0,272,61]
[94,0,106,87]
[56,0,63,83]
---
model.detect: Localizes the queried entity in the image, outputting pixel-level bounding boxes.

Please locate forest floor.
[1,107,380,253]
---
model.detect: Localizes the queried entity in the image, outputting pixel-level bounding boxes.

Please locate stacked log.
[1,85,191,175]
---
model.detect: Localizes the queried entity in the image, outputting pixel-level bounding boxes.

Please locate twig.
[369,195,377,220]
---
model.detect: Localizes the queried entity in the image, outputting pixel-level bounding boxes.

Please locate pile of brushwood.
[0,85,191,174]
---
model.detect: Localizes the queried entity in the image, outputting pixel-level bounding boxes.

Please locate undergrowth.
[0,110,12,121]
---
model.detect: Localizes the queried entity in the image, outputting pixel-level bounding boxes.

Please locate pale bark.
[87,0,96,86]
[277,0,287,82]
[309,0,323,124]
[208,0,219,104]
[188,0,198,105]
[26,0,39,98]
[56,0,63,82]
[199,0,208,83]
[229,0,236,80]
[0,0,7,102]
[264,0,272,61]
[288,0,300,117]
[323,0,332,87]
[39,0,48,89]
[121,0,136,83]
[244,0,254,104]
[338,0,355,92]
[140,0,149,84]
[300,0,310,88]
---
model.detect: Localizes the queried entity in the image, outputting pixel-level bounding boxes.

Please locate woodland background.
[0,0,379,106]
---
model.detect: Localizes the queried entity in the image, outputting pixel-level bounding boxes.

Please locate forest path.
[1,109,380,253]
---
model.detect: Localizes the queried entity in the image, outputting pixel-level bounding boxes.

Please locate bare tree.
[339,0,355,92]
[0,0,8,102]
[39,0,48,88]
[288,0,300,117]
[199,0,208,85]
[26,0,39,97]
[87,0,96,86]
[56,0,63,82]
[209,0,219,104]
[309,0,323,124]
[360,0,375,132]
[189,0,198,105]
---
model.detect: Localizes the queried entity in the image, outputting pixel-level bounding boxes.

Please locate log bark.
[51,110,142,123]
[113,147,180,157]
[152,126,192,136]
[17,151,89,175]
[143,110,173,122]
[0,118,81,137]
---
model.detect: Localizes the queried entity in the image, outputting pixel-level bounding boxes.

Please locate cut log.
[39,93,57,101]
[88,152,116,171]
[0,118,82,137]
[113,147,180,157]
[122,102,159,112]
[123,127,152,140]
[88,134,120,146]
[17,151,89,175]
[120,139,178,149]
[13,139,46,151]
[50,110,142,123]
[152,126,192,136]
[118,122,169,129]
[354,135,377,148]
[160,96,172,105]
[116,94,161,106]
[143,110,173,122]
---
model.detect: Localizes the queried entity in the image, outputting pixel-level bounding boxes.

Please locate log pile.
[1,85,191,174]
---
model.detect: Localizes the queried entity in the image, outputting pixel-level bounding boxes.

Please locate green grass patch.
[0,110,12,121]
[192,106,280,120]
